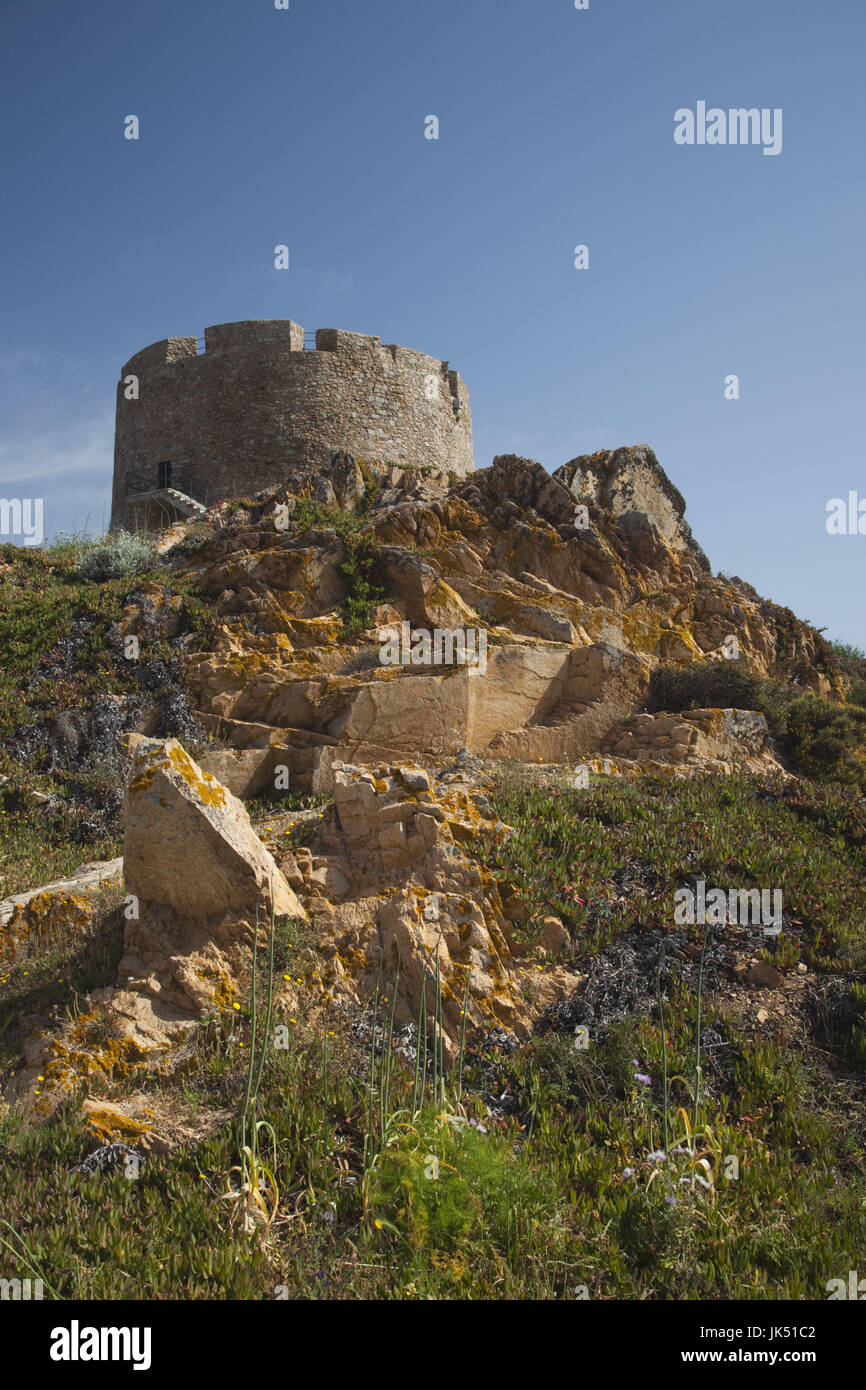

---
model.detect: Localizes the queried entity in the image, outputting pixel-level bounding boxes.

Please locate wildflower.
[664,1195,678,1206]
[634,1072,651,1085]
[374,1219,383,1229]
[232,1002,240,1011]
[647,1150,667,1164]
[623,1167,636,1178]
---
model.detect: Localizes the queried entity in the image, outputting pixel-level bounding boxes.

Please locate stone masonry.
[110,319,473,530]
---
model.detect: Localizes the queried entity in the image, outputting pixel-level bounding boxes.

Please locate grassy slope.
[0,543,213,898]
[2,771,864,1300]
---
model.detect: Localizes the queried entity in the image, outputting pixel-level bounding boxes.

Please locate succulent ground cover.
[1,767,864,1300]
[1,454,865,1301]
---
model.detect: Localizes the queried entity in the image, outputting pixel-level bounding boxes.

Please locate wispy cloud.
[0,409,114,538]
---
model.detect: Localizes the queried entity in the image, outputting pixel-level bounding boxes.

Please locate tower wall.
[111,319,473,530]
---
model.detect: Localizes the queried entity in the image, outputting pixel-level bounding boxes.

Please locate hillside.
[1,445,865,1301]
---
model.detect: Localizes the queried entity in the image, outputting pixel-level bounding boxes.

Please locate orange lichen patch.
[128,744,173,794]
[335,944,369,974]
[33,1011,154,1118]
[81,1099,154,1144]
[1,891,93,966]
[212,972,239,1011]
[129,741,227,809]
[166,743,227,807]
[434,784,511,846]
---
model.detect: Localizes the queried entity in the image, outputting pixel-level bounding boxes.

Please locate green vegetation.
[780,694,866,785]
[646,660,789,723]
[1,767,864,1299]
[56,529,156,582]
[246,785,329,818]
[828,640,866,662]
[0,544,214,897]
[290,500,388,633]
[647,660,866,787]
[483,767,866,970]
[336,534,387,633]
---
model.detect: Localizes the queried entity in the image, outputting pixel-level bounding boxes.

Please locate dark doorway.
[157,460,173,489]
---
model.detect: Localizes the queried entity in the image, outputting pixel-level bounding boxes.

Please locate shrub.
[829,640,866,662]
[848,983,866,1065]
[780,694,866,786]
[645,661,789,728]
[74,531,155,582]
[647,664,866,784]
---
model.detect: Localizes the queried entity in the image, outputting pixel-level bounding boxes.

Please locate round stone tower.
[110,319,473,531]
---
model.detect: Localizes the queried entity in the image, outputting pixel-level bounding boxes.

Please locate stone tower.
[110,319,473,531]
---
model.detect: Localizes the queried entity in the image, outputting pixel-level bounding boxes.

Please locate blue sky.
[1,0,864,644]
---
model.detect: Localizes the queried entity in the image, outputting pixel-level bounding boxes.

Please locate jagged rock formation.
[8,743,580,1120]
[268,758,580,1059]
[116,445,836,786]
[557,444,710,569]
[2,442,845,1130]
[9,739,307,1111]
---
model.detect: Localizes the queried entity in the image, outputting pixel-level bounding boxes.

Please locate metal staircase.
[125,464,207,519]
[157,486,207,518]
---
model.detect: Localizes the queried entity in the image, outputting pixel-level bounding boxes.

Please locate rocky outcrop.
[116,738,305,1023]
[555,445,711,570]
[140,446,836,788]
[601,707,778,775]
[269,759,580,1058]
[5,741,308,1114]
[0,858,123,935]
[122,737,301,922]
